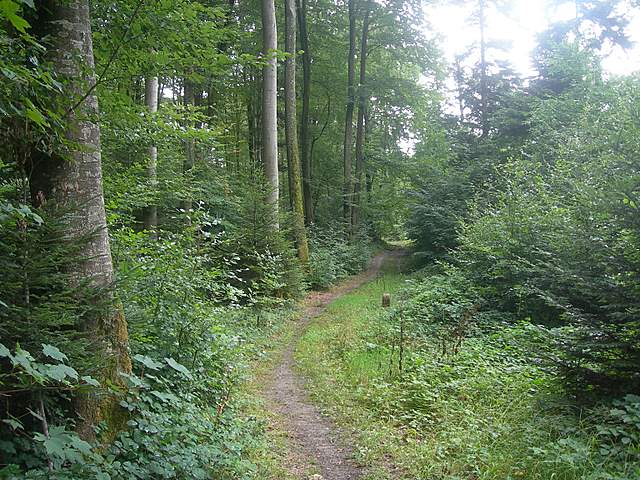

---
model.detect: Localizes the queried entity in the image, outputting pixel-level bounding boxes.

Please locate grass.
[234,304,306,480]
[295,256,410,480]
[294,256,640,480]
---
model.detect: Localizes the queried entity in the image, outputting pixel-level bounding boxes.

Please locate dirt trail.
[263,251,393,480]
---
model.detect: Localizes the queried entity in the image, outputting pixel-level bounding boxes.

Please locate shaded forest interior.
[1,0,639,478]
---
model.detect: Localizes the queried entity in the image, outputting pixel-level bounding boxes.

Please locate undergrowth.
[296,256,640,480]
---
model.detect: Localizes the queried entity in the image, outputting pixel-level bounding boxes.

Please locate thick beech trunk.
[296,0,313,225]
[342,0,357,229]
[262,0,279,230]
[30,0,131,441]
[351,1,371,230]
[144,76,159,236]
[285,0,310,263]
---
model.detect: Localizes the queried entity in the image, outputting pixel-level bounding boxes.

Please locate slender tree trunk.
[285,0,310,263]
[351,1,371,230]
[30,0,131,442]
[286,142,294,209]
[262,0,279,230]
[144,76,159,236]
[343,0,357,230]
[454,56,465,123]
[182,78,195,220]
[296,0,313,225]
[479,0,488,137]
[247,73,261,169]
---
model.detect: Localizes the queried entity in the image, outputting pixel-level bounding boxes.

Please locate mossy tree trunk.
[296,0,314,225]
[30,0,132,442]
[342,0,357,231]
[351,0,372,231]
[285,0,310,263]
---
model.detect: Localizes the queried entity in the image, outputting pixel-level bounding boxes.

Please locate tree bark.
[144,76,159,236]
[296,0,313,225]
[182,78,195,221]
[247,72,261,169]
[351,0,371,230]
[342,0,357,230]
[30,0,131,442]
[454,56,465,124]
[285,0,310,263]
[262,0,279,230]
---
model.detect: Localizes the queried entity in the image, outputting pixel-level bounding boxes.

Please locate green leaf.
[11,347,41,378]
[164,357,192,378]
[43,435,67,458]
[150,391,179,403]
[42,343,68,362]
[44,364,78,382]
[2,418,23,430]
[69,435,92,454]
[0,343,10,358]
[81,375,100,387]
[25,105,48,126]
[0,0,30,33]
[133,354,163,370]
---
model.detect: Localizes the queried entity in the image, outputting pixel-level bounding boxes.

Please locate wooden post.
[382,293,391,307]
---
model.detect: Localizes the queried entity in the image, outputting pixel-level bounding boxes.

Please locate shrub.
[307,226,373,289]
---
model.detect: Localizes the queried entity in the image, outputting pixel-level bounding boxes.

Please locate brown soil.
[263,251,391,480]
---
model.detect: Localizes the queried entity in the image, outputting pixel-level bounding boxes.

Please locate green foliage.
[408,39,640,392]
[0,202,107,366]
[406,165,471,260]
[453,75,640,390]
[307,226,373,289]
[0,343,101,475]
[104,355,260,479]
[297,265,640,480]
[0,346,263,479]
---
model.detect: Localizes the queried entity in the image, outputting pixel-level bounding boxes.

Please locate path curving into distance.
[263,251,395,480]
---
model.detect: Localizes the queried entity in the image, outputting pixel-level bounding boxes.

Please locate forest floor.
[251,250,403,480]
[244,246,640,480]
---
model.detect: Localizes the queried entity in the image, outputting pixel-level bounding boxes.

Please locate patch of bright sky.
[424,0,640,78]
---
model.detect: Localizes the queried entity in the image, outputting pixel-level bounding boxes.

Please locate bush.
[0,347,263,479]
[408,77,640,393]
[307,226,373,289]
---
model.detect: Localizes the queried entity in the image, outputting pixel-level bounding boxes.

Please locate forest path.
[262,250,396,480]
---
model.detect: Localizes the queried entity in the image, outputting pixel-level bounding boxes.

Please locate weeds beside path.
[251,250,403,480]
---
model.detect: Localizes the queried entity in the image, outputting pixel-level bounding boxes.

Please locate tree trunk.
[144,76,158,236]
[342,0,357,230]
[479,0,489,137]
[247,72,261,169]
[454,56,465,124]
[182,78,195,221]
[285,0,310,263]
[262,0,279,230]
[296,0,313,225]
[351,1,371,231]
[30,0,131,442]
